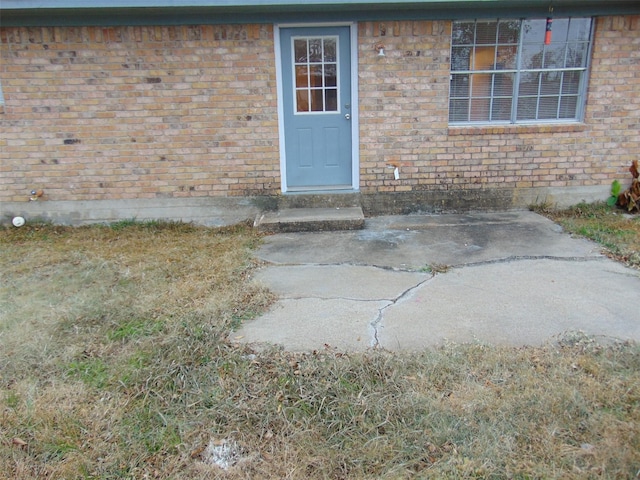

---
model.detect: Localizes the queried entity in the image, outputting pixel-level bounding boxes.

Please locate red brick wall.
[0,25,280,202]
[1,16,639,206]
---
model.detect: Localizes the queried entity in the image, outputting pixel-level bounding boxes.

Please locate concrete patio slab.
[233,211,640,352]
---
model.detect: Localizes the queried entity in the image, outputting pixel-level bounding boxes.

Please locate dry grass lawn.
[1,213,639,479]
[536,202,640,269]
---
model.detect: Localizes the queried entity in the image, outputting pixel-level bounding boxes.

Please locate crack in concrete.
[254,254,614,349]
[258,260,426,273]
[260,254,604,274]
[448,254,605,269]
[280,294,391,302]
[369,275,435,348]
[365,255,606,348]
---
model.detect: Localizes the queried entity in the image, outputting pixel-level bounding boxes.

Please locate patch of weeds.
[138,219,198,232]
[574,225,630,253]
[230,304,270,330]
[421,263,450,274]
[115,351,153,391]
[107,218,193,232]
[1,223,69,243]
[121,406,182,456]
[538,201,640,269]
[106,318,164,343]
[608,180,622,206]
[4,390,21,408]
[107,218,139,230]
[42,440,79,462]
[529,200,555,215]
[563,201,612,218]
[64,358,110,389]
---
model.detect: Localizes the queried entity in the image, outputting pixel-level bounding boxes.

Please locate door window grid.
[449,18,592,124]
[292,36,339,114]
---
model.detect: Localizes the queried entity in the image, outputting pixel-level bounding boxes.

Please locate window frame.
[448,17,595,126]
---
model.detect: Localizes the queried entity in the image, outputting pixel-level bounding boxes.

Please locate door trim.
[274,22,359,193]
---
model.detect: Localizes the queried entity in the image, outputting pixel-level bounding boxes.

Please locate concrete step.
[254,207,365,233]
[278,192,362,209]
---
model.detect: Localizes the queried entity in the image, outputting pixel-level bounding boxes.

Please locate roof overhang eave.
[2,1,639,27]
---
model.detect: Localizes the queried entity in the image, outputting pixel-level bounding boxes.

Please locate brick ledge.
[448,123,588,136]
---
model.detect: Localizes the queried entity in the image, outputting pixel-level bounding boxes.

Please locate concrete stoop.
[254,207,365,233]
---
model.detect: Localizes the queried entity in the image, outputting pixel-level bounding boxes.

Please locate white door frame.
[274,22,359,193]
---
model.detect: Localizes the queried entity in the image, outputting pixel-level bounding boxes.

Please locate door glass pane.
[310,90,323,111]
[324,64,337,87]
[297,90,309,112]
[325,89,337,111]
[295,65,308,88]
[324,39,336,62]
[310,64,323,87]
[294,39,307,62]
[292,35,339,114]
[309,38,322,62]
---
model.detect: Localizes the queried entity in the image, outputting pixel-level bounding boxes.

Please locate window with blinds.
[449,18,593,124]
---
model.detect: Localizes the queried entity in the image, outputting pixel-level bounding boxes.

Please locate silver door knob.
[345,113,351,120]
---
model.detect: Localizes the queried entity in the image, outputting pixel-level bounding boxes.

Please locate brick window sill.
[448,123,587,136]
